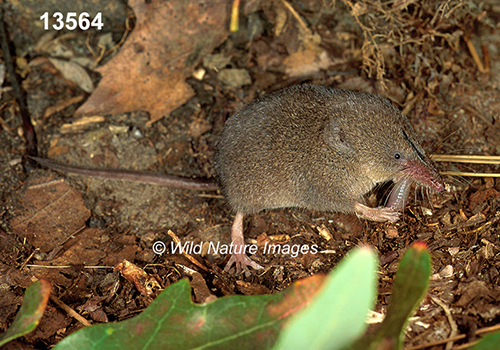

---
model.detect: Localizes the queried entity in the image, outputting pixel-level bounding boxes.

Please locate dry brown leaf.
[283,49,333,77]
[469,188,500,211]
[76,0,229,124]
[49,58,94,93]
[115,259,160,296]
[11,177,91,252]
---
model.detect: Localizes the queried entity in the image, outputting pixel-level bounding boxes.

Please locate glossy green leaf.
[273,247,378,350]
[471,332,500,350]
[54,274,325,350]
[350,241,431,350]
[0,279,52,347]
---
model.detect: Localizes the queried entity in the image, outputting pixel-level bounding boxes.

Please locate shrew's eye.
[394,152,402,160]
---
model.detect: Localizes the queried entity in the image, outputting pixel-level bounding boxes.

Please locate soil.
[1,0,500,349]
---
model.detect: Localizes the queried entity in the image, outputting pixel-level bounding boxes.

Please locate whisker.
[426,187,434,211]
[441,148,486,154]
[402,187,407,224]
[445,174,470,188]
[429,126,461,153]
[419,186,425,218]
[414,183,418,206]
[383,182,396,207]
[441,163,486,179]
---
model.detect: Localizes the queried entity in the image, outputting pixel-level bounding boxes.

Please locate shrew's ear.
[323,117,353,154]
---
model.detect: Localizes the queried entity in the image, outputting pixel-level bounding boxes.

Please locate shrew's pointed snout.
[402,159,445,192]
[430,175,445,192]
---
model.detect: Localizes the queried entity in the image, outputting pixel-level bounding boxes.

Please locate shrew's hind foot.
[223,211,264,274]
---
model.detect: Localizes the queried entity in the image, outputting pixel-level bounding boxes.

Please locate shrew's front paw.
[354,203,400,222]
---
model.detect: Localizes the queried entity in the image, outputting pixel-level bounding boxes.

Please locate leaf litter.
[1,0,500,348]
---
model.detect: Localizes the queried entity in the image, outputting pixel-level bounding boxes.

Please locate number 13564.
[40,12,103,31]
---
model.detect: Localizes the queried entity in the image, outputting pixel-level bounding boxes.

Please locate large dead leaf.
[11,176,91,252]
[75,0,229,124]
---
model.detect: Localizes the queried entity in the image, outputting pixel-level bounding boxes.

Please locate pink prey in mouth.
[387,159,445,210]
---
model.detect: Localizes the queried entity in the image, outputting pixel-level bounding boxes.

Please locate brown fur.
[34,85,445,271]
[214,84,443,216]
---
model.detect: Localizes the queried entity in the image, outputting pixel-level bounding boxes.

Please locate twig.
[104,13,133,59]
[280,0,311,34]
[166,230,208,271]
[406,321,500,349]
[20,248,40,271]
[230,0,240,32]
[26,265,114,269]
[0,5,37,157]
[430,295,458,350]
[30,276,91,327]
[431,154,500,165]
[439,171,500,178]
[85,32,97,57]
[464,36,487,73]
[432,154,500,177]
[50,293,92,327]
[340,0,386,84]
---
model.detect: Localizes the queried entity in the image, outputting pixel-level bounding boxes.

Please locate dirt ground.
[1,0,500,349]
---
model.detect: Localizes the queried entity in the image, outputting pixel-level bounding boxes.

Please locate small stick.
[0,5,37,156]
[431,154,500,165]
[30,276,91,327]
[50,293,92,327]
[166,230,208,271]
[280,0,311,34]
[439,171,500,178]
[464,36,487,73]
[230,0,240,32]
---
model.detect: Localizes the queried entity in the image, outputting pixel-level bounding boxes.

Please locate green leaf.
[273,247,378,350]
[54,274,325,350]
[0,279,52,347]
[471,332,500,350]
[350,241,431,350]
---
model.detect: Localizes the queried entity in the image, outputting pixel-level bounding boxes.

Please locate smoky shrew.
[33,84,445,272]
